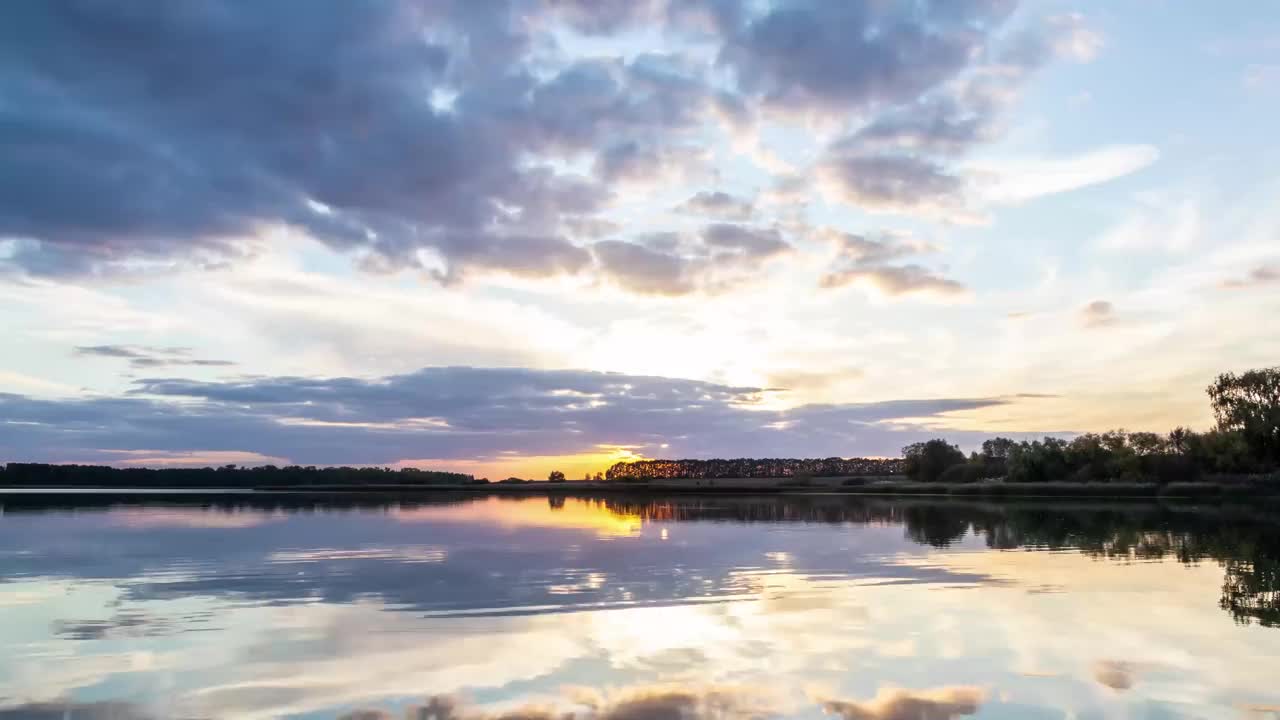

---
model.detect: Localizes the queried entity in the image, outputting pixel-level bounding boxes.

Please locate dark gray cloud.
[0,701,153,720]
[805,11,1092,218]
[0,0,1091,279]
[593,240,697,296]
[593,224,790,296]
[0,367,1022,465]
[702,223,788,259]
[718,1,1017,113]
[74,345,235,369]
[0,3,722,280]
[818,154,965,215]
[561,216,622,240]
[834,70,1022,159]
[593,141,705,185]
[676,191,755,220]
[817,229,965,299]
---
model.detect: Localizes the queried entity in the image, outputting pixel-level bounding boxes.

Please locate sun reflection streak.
[390,497,644,537]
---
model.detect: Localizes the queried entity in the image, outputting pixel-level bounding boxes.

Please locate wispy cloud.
[1220,264,1280,289]
[74,345,235,369]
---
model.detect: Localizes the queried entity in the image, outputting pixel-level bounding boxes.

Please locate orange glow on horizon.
[393,446,648,481]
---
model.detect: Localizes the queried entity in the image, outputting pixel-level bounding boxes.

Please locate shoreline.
[2,477,1277,500]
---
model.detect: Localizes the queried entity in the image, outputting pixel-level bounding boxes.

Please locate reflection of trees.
[4,492,1278,629]
[901,505,970,548]
[595,495,1280,629]
[1222,557,1280,628]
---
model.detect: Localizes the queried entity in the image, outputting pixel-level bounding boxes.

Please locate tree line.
[604,366,1280,485]
[902,367,1280,483]
[0,463,476,488]
[604,456,905,481]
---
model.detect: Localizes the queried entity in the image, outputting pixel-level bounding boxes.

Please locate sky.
[2,0,1279,478]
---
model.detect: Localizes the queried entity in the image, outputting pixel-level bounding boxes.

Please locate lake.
[1,493,1278,719]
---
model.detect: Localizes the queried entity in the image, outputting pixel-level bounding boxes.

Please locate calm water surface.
[1,494,1279,719]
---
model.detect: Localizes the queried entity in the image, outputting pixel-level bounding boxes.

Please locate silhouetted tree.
[981,437,1017,460]
[548,470,566,483]
[902,440,966,482]
[1208,367,1280,463]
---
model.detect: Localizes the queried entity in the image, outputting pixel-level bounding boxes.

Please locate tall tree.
[902,439,966,482]
[1208,367,1280,463]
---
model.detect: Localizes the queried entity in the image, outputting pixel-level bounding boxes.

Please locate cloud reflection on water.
[0,495,1279,719]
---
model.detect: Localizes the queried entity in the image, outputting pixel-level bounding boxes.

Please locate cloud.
[74,344,235,369]
[819,686,985,720]
[0,701,153,719]
[593,224,791,296]
[718,2,1016,115]
[817,155,966,217]
[804,10,1105,220]
[817,230,935,265]
[676,192,754,220]
[820,265,968,299]
[593,240,698,296]
[0,0,1108,281]
[1079,300,1116,328]
[976,145,1160,206]
[702,224,789,260]
[815,229,965,300]
[0,367,1023,465]
[766,368,865,393]
[1092,661,1136,691]
[562,216,623,240]
[593,141,709,186]
[1047,13,1105,62]
[0,4,727,281]
[1220,265,1280,289]
[373,685,777,720]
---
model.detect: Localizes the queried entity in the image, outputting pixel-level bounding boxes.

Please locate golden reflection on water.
[389,496,644,537]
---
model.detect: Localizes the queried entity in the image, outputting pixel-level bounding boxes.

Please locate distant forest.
[0,463,476,488]
[604,457,904,480]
